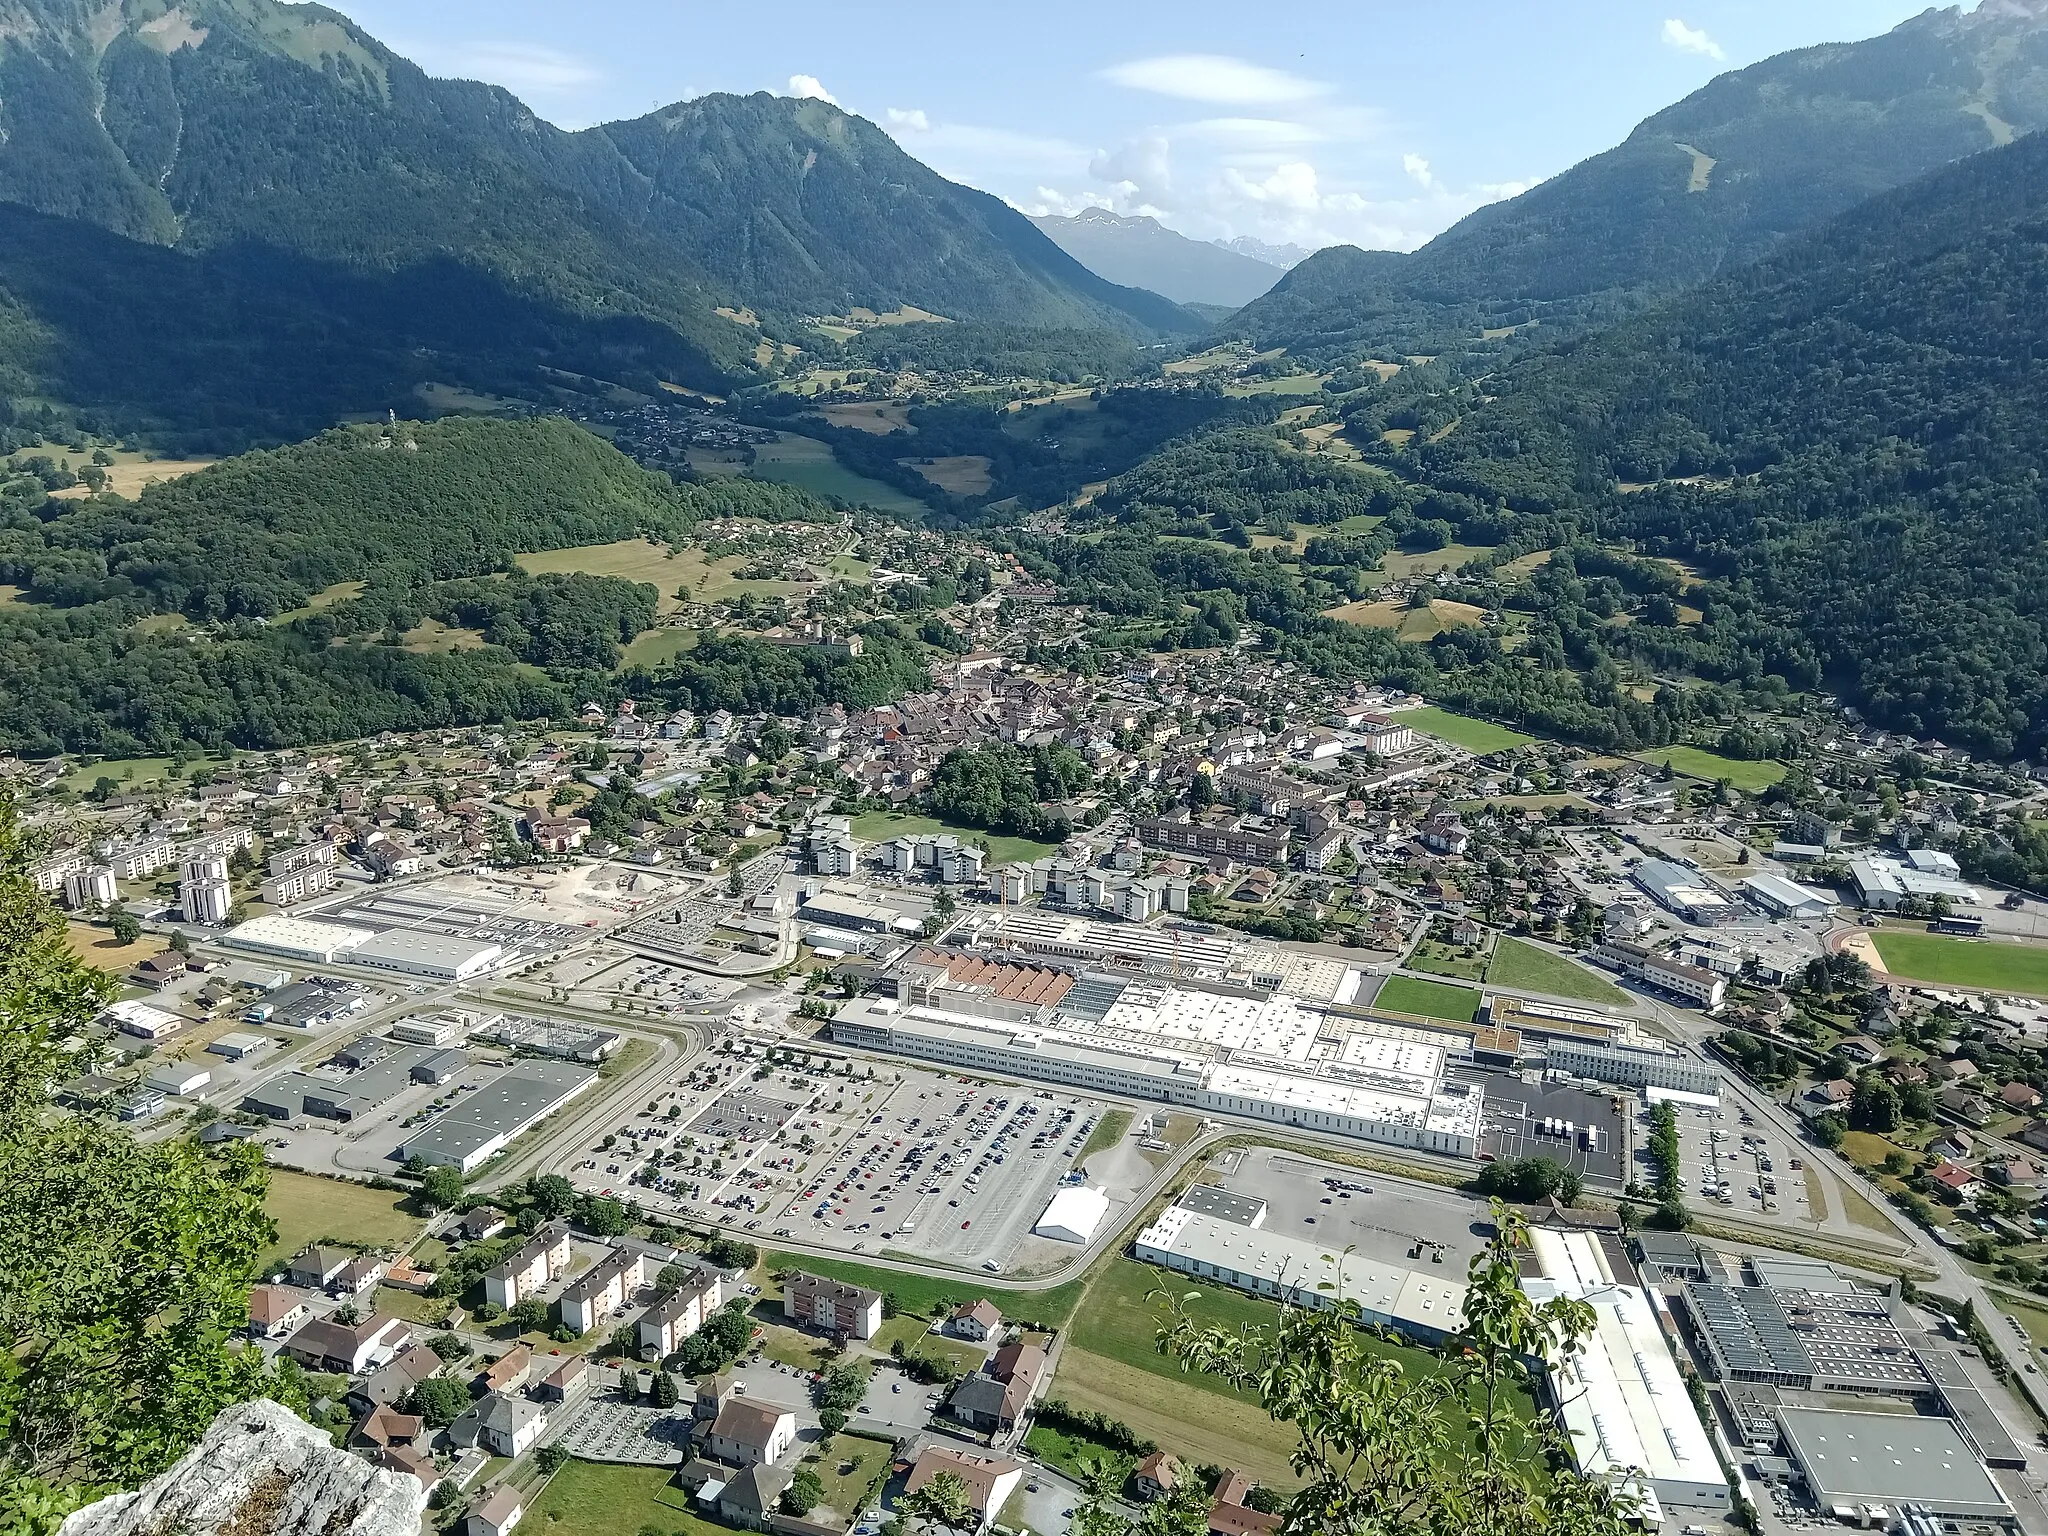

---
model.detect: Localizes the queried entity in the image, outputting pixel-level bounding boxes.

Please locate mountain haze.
[1030,208,1292,308]
[1230,0,2048,357]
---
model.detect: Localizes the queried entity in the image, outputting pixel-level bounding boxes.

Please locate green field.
[1075,1109,1133,1164]
[263,1170,424,1264]
[1374,974,1484,1023]
[1633,745,1786,792]
[1869,931,2048,997]
[847,811,1058,868]
[1052,1258,1532,1488]
[1484,936,1629,1006]
[60,755,177,793]
[1402,706,1533,754]
[617,626,699,671]
[762,1251,1087,1329]
[526,1460,723,1536]
[1405,937,1490,982]
[748,434,929,517]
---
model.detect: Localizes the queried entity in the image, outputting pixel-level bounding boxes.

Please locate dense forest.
[1225,2,2048,361]
[0,416,930,754]
[1350,125,2048,757]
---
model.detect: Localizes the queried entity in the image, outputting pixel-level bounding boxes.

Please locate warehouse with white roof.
[1523,1228,1728,1519]
[1133,1204,1469,1342]
[224,913,373,964]
[1033,1185,1110,1243]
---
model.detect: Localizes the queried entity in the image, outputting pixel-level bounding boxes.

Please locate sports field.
[1633,745,1785,792]
[1402,706,1532,754]
[1374,974,1484,1022]
[1485,936,1629,1006]
[1869,931,2048,996]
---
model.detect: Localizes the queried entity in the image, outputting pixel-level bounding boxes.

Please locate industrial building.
[396,1061,597,1173]
[831,993,1485,1158]
[347,928,504,982]
[1522,1228,1727,1519]
[1632,859,1740,924]
[1683,1283,1930,1395]
[1775,1408,2013,1526]
[1738,873,1834,921]
[1134,1204,1468,1342]
[1175,1184,1268,1228]
[1849,850,1983,911]
[1546,1039,1721,1099]
[225,914,375,964]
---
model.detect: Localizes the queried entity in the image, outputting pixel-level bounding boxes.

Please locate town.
[17,588,2048,1536]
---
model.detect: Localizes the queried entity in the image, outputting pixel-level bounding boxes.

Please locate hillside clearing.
[748,434,929,516]
[901,455,993,494]
[1402,706,1534,754]
[1633,745,1785,792]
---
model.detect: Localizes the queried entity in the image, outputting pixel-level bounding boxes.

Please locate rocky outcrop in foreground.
[59,1398,427,1536]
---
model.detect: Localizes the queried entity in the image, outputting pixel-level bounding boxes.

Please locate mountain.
[1029,208,1292,307]
[1222,235,1310,270]
[1228,0,2048,358]
[0,0,1195,441]
[1367,122,2048,757]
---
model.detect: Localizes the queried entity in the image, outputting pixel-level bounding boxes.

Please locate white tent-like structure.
[1033,1185,1110,1243]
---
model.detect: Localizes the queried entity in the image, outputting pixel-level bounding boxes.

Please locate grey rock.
[59,1397,426,1536]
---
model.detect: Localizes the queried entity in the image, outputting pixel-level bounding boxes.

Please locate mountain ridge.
[1029,207,1296,308]
[1226,0,2048,358]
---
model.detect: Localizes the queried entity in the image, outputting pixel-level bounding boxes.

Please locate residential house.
[1928,1160,1983,1201]
[334,1254,386,1297]
[1836,1036,1887,1065]
[246,1285,312,1339]
[703,1397,797,1467]
[285,1244,353,1291]
[901,1446,1023,1536]
[536,1354,590,1403]
[947,1370,1034,1432]
[482,1344,533,1395]
[947,1299,1004,1342]
[350,1405,423,1452]
[279,1313,411,1375]
[715,1464,794,1530]
[1989,1157,2043,1190]
[1132,1452,1181,1502]
[2000,1081,2044,1112]
[1208,1471,1281,1536]
[467,1486,525,1536]
[347,1344,442,1416]
[453,1393,548,1458]
[1808,1079,1855,1108]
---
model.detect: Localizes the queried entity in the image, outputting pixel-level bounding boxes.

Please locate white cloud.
[1661,19,1725,60]
[886,107,929,132]
[786,73,839,105]
[1402,153,1434,190]
[1090,133,1174,203]
[1223,160,1321,211]
[1019,186,1117,218]
[420,41,600,97]
[1100,54,1329,106]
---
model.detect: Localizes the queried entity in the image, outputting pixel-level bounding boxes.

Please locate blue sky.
[334,1,1937,253]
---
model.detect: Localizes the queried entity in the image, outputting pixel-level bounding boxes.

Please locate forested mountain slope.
[1228,0,2048,358]
[1373,125,2048,757]
[0,415,900,752]
[0,0,1192,439]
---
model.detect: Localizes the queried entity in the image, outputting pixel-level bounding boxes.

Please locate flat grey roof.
[1174,1184,1268,1227]
[1777,1407,2010,1517]
[399,1061,594,1163]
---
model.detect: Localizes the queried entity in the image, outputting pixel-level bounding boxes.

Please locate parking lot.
[1656,1096,1813,1222]
[761,1072,1115,1272]
[1210,1146,1490,1269]
[1473,1073,1631,1190]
